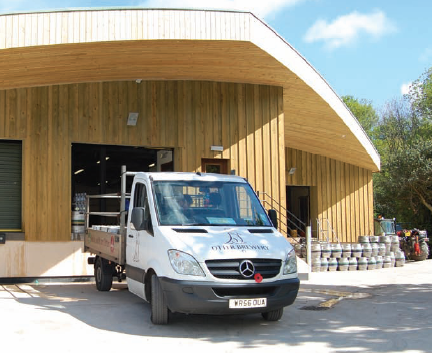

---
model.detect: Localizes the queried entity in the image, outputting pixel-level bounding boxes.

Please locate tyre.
[95,257,113,291]
[261,308,284,321]
[150,274,169,325]
[409,242,429,261]
[410,252,428,261]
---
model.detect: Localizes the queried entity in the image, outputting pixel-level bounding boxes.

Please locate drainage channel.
[299,288,371,311]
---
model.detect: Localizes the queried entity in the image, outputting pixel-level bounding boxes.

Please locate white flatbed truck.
[84,166,300,324]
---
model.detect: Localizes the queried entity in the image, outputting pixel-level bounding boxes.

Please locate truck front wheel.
[150,274,169,325]
[95,257,113,291]
[262,308,284,321]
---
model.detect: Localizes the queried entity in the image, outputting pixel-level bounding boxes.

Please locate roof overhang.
[0,8,380,171]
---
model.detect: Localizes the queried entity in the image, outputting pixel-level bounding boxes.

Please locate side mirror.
[131,207,147,231]
[268,209,278,229]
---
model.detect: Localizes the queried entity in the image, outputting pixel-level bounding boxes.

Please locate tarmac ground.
[1,259,431,353]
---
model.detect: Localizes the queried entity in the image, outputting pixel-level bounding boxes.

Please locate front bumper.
[158,277,300,315]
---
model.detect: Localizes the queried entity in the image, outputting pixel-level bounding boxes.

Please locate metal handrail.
[257,191,306,229]
[257,191,307,239]
[316,218,340,244]
[260,199,289,234]
[260,199,299,234]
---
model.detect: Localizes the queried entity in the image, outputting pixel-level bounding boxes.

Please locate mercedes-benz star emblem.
[239,260,255,278]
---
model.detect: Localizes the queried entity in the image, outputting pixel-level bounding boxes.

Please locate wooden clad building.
[0,8,379,278]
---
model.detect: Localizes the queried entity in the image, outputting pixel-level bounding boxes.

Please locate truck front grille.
[205,259,282,280]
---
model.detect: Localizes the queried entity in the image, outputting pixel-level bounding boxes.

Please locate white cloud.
[401,82,412,96]
[304,10,397,50]
[139,0,305,19]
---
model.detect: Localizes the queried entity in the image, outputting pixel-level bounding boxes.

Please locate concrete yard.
[1,260,431,353]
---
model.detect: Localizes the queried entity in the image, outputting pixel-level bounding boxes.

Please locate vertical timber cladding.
[0,81,285,241]
[285,147,374,243]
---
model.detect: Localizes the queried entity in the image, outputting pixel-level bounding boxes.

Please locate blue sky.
[1,0,431,111]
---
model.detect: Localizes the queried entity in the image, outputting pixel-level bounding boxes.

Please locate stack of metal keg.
[310,241,350,272]
[305,233,405,272]
[348,235,405,270]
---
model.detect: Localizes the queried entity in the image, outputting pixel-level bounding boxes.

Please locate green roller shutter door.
[0,141,22,230]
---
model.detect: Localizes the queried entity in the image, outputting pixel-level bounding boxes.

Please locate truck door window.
[133,182,151,228]
[134,183,146,207]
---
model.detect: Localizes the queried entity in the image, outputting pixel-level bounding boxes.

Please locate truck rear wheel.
[95,257,113,291]
[261,308,284,321]
[150,274,169,325]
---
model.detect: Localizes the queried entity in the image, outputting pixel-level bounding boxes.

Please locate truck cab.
[86,171,300,324]
[374,217,396,236]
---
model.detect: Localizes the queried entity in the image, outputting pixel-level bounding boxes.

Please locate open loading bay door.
[72,143,173,226]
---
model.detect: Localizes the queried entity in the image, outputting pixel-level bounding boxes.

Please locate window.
[201,159,228,174]
[133,182,151,231]
[133,183,147,208]
[0,141,22,230]
[153,179,271,227]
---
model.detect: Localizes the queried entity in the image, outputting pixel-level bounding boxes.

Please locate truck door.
[127,181,153,269]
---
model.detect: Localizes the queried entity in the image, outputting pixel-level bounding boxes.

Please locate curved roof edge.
[248,14,380,171]
[0,6,249,17]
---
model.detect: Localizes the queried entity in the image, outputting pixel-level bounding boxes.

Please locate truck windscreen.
[379,220,396,235]
[153,180,271,227]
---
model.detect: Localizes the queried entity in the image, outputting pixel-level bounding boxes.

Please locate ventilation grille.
[205,259,282,280]
[248,228,274,234]
[172,228,208,233]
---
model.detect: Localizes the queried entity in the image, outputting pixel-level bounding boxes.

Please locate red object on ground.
[414,242,421,255]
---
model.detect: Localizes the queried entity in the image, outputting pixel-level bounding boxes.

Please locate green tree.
[342,95,379,138]
[408,67,432,120]
[341,70,432,232]
[375,98,432,213]
[374,67,432,230]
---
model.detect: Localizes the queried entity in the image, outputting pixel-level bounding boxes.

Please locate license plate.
[229,298,267,309]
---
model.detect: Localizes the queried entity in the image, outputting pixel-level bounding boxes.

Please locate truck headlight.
[283,249,297,275]
[168,250,205,277]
